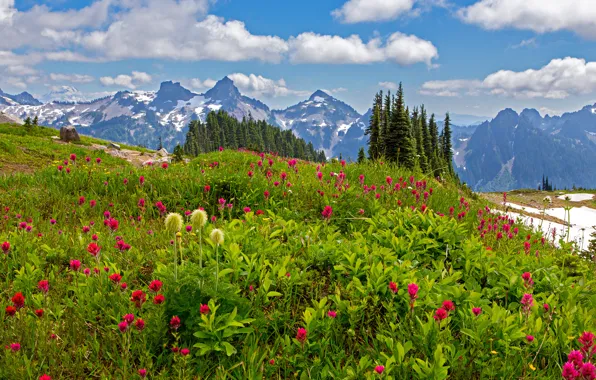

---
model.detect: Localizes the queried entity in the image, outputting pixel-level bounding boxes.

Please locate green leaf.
[222,342,236,356]
[267,291,282,298]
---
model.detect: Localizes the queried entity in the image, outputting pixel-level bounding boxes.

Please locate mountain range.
[1,77,596,190]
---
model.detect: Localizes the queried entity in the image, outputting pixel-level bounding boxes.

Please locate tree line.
[182,110,326,162]
[361,83,454,177]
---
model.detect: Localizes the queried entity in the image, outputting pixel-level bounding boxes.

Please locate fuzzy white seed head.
[190,209,208,229]
[210,228,224,246]
[165,212,183,233]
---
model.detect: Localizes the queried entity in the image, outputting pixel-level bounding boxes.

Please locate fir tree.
[158,136,163,151]
[365,92,382,160]
[357,147,366,163]
[24,117,32,129]
[32,116,38,127]
[442,113,453,172]
[381,92,392,157]
[387,83,416,168]
[420,106,432,171]
[173,144,184,163]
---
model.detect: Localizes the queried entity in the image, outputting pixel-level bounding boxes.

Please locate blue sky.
[2,0,596,118]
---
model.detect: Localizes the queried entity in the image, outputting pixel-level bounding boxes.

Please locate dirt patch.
[0,161,35,175]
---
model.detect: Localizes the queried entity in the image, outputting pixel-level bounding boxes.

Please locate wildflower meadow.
[0,125,595,379]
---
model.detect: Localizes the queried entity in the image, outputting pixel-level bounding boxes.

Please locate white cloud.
[419,57,596,99]
[227,73,310,98]
[5,65,38,76]
[288,32,438,66]
[332,0,415,23]
[0,0,15,25]
[379,81,399,91]
[100,71,152,89]
[49,73,95,83]
[82,6,288,63]
[4,76,27,90]
[187,78,217,91]
[511,38,537,49]
[458,0,596,39]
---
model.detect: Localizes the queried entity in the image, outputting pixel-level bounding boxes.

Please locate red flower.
[180,348,190,356]
[10,342,20,352]
[327,310,337,318]
[296,327,307,343]
[118,321,128,333]
[1,241,9,254]
[148,280,163,293]
[407,283,419,300]
[39,375,52,380]
[442,300,455,312]
[130,290,146,308]
[374,365,385,375]
[153,294,165,305]
[106,218,119,231]
[433,307,448,321]
[200,304,210,315]
[35,309,44,318]
[388,281,398,294]
[526,335,534,342]
[109,273,122,283]
[269,359,275,365]
[204,185,211,192]
[170,316,181,330]
[472,307,482,316]
[321,205,333,220]
[162,162,168,169]
[87,242,101,257]
[11,292,25,309]
[138,369,147,378]
[38,280,49,294]
[135,318,146,331]
[123,313,135,323]
[5,305,16,316]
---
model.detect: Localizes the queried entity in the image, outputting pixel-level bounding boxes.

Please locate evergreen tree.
[357,147,366,163]
[32,116,38,127]
[365,92,382,160]
[173,144,184,163]
[420,106,432,171]
[387,83,416,168]
[442,113,453,172]
[158,136,163,151]
[24,117,32,129]
[587,228,596,256]
[381,92,391,157]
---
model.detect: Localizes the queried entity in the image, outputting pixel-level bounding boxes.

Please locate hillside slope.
[0,125,594,379]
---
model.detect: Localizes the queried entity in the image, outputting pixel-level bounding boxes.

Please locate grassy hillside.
[0,125,594,379]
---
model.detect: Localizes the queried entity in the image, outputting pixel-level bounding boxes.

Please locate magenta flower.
[374,365,385,375]
[472,307,482,317]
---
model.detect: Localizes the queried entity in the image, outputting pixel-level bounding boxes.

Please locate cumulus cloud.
[100,71,152,89]
[227,73,310,98]
[49,73,95,83]
[332,0,415,23]
[419,57,596,99]
[288,32,438,66]
[379,81,400,91]
[457,0,596,39]
[187,78,217,91]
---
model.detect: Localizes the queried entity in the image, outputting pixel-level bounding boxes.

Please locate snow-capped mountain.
[272,90,368,158]
[41,86,90,103]
[0,77,368,157]
[457,106,596,191]
[0,88,42,106]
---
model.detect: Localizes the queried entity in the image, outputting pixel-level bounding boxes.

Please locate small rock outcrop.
[157,148,169,157]
[59,126,80,142]
[109,142,121,150]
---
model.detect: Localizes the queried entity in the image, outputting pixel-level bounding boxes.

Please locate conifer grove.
[365,83,454,177]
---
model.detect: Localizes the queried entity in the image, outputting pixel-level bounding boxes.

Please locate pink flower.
[170,316,181,330]
[153,294,165,304]
[374,365,384,375]
[118,321,128,333]
[130,290,146,308]
[433,307,448,321]
[70,259,81,271]
[1,241,10,254]
[269,359,275,365]
[562,361,579,380]
[181,348,190,356]
[580,363,596,379]
[472,307,482,316]
[388,281,398,294]
[526,335,534,342]
[568,350,583,366]
[243,207,251,213]
[149,280,163,293]
[520,293,534,310]
[87,242,101,257]
[200,304,210,315]
[138,369,147,378]
[109,273,122,283]
[39,375,52,380]
[123,313,135,324]
[135,318,146,331]
[407,283,419,300]
[321,205,333,220]
[327,310,337,318]
[10,342,20,352]
[442,300,455,312]
[38,280,49,294]
[296,327,307,343]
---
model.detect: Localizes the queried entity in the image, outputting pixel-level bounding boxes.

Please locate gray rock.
[59,126,80,142]
[157,148,169,157]
[109,142,121,150]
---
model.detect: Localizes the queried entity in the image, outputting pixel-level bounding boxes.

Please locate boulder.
[59,126,80,142]
[109,142,121,150]
[157,148,169,157]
